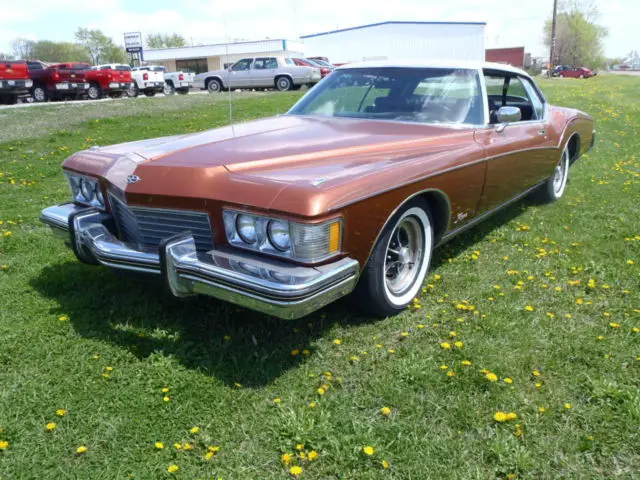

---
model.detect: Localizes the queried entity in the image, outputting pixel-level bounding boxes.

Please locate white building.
[143,39,305,73]
[301,21,486,64]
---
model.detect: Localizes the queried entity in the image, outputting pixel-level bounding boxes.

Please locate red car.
[85,64,133,100]
[559,66,595,79]
[0,60,33,104]
[291,58,332,78]
[27,61,90,102]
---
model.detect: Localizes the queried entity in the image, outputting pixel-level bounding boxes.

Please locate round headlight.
[79,178,95,201]
[236,214,257,244]
[268,220,291,251]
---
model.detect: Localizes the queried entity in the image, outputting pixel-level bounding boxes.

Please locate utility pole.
[548,0,558,77]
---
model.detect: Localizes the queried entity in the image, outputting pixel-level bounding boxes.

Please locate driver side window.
[483,72,539,123]
[232,59,253,71]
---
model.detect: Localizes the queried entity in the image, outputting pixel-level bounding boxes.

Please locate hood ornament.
[126,174,141,184]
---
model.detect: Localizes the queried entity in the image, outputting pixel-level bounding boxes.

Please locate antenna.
[223,20,235,137]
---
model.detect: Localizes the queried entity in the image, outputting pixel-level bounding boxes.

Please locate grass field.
[0,76,638,479]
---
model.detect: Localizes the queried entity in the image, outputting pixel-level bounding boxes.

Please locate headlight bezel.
[64,171,106,209]
[223,209,342,263]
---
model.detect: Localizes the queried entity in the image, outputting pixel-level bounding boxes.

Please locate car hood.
[63,115,475,216]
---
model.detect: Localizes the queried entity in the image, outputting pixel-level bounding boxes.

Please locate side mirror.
[227,66,233,72]
[495,106,521,132]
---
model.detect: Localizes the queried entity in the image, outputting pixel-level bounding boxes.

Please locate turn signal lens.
[329,221,341,253]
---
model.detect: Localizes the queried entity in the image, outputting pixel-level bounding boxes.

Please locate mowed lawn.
[0,76,638,479]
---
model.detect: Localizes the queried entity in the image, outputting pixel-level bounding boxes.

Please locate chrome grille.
[109,195,213,252]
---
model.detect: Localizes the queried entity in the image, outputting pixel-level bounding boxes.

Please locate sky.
[1,0,637,60]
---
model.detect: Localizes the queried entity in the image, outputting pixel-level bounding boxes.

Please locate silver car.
[194,56,322,93]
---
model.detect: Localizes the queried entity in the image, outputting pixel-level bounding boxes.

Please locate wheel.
[177,88,189,95]
[535,145,570,203]
[291,85,302,91]
[275,76,292,91]
[87,84,101,100]
[353,199,433,317]
[144,91,156,97]
[207,78,222,93]
[163,82,175,95]
[126,84,139,98]
[32,86,47,102]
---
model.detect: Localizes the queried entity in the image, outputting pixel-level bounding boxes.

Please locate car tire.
[164,82,175,95]
[127,84,139,98]
[32,86,47,103]
[535,145,570,203]
[275,76,292,91]
[177,88,189,95]
[144,91,156,97]
[291,85,302,91]
[353,199,433,317]
[207,78,222,93]
[87,83,101,100]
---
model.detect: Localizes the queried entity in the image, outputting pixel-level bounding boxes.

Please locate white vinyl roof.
[338,59,529,77]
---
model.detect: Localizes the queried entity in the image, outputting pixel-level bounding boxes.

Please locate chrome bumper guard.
[40,203,360,319]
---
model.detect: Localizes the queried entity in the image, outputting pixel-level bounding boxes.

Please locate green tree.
[146,33,186,49]
[544,0,608,68]
[31,41,91,63]
[75,28,126,65]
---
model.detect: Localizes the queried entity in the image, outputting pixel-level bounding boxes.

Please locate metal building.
[301,21,486,64]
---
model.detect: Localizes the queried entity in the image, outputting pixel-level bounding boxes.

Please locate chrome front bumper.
[40,203,360,319]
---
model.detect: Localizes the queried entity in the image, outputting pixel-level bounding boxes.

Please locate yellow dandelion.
[609,322,621,329]
[163,396,170,402]
[382,459,390,469]
[204,451,214,461]
[308,450,318,461]
[56,409,67,417]
[381,406,392,417]
[289,466,303,476]
[0,440,8,450]
[461,360,472,366]
[291,349,300,356]
[506,412,517,421]
[59,315,69,321]
[167,464,179,473]
[440,365,449,370]
[155,442,164,450]
[76,445,88,454]
[273,397,282,404]
[440,342,451,350]
[317,387,325,395]
[525,305,534,312]
[183,443,193,451]
[493,411,507,422]
[633,327,639,333]
[295,444,304,451]
[162,387,170,393]
[538,406,546,413]
[302,349,311,356]
[223,335,232,341]
[449,331,457,337]
[363,446,375,456]
[333,339,342,345]
[486,372,498,382]
[532,370,541,377]
[45,422,57,432]
[447,370,456,377]
[208,446,220,453]
[281,452,294,464]
[565,403,572,409]
[504,377,513,384]
[454,341,464,349]
[535,382,542,388]
[401,331,409,337]
[309,402,317,408]
[190,426,200,434]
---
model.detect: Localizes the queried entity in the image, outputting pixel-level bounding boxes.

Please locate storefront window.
[175,58,209,74]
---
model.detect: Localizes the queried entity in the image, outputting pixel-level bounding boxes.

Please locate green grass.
[0,76,638,479]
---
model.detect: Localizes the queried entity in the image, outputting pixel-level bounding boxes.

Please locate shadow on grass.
[30,198,532,387]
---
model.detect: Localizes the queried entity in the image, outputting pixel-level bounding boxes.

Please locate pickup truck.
[85,64,133,100]
[129,66,165,97]
[27,61,90,102]
[0,60,33,104]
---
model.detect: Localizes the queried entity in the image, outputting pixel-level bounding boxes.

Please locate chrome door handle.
[537,129,547,136]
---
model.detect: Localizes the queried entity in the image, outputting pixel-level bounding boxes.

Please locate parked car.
[309,58,335,68]
[194,56,321,92]
[27,61,89,102]
[0,60,33,104]
[308,56,330,64]
[130,66,165,97]
[558,66,596,78]
[550,65,569,77]
[159,67,194,95]
[40,60,594,319]
[291,58,333,78]
[85,64,133,100]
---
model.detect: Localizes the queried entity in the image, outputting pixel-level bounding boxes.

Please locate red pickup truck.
[0,60,33,104]
[85,64,133,100]
[27,61,90,102]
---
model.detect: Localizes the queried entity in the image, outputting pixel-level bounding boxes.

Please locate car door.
[228,58,253,89]
[476,71,557,213]
[251,58,270,87]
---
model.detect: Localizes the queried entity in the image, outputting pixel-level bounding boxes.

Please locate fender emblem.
[126,174,141,184]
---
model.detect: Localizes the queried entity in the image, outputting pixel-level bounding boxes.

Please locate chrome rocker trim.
[40,203,360,320]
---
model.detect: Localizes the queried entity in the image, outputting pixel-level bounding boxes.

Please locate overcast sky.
[1,0,637,59]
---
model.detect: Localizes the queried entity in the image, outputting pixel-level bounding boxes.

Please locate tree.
[146,33,186,49]
[75,28,126,65]
[0,52,15,60]
[31,41,91,63]
[12,37,35,60]
[543,0,607,68]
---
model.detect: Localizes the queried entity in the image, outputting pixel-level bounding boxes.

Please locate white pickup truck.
[129,66,165,97]
[161,67,194,95]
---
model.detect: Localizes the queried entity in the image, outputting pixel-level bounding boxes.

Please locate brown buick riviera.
[41,61,594,319]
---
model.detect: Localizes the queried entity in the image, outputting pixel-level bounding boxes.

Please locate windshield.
[289,67,484,125]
